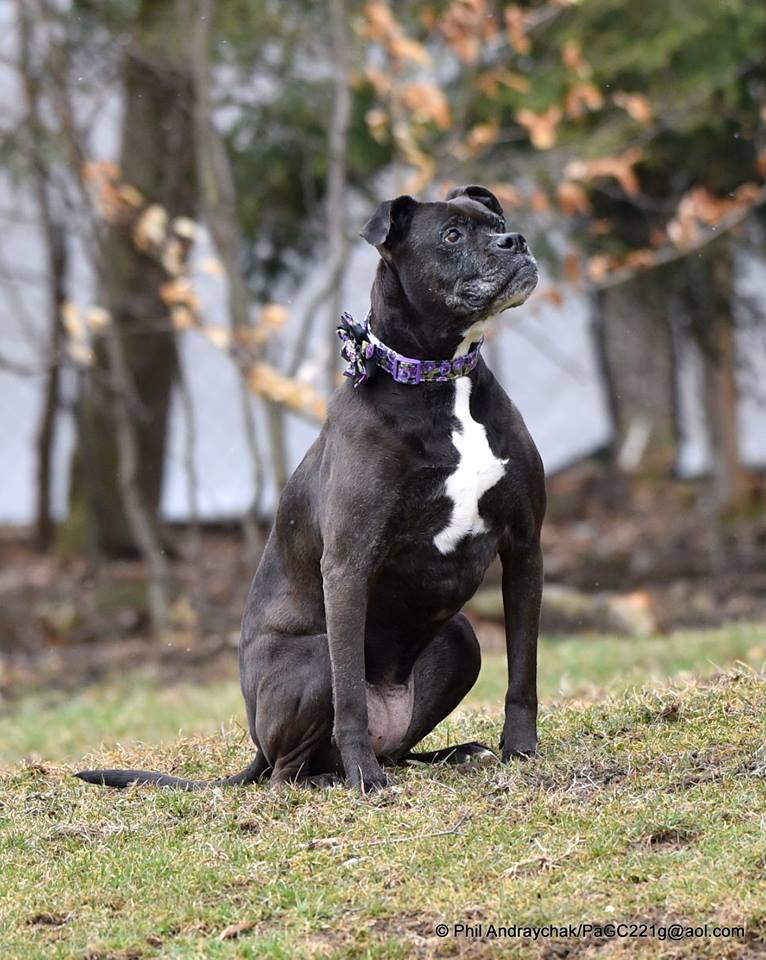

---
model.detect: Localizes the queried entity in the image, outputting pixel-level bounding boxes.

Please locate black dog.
[77,184,545,793]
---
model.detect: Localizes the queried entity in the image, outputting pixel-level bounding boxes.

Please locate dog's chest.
[433,378,507,554]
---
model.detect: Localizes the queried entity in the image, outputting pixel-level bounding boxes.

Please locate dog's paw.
[501,707,538,762]
[356,766,388,794]
[500,730,537,762]
[342,748,388,794]
[500,740,537,762]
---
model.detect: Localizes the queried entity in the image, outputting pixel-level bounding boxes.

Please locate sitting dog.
[77,184,545,793]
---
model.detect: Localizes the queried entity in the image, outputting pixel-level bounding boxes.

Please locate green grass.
[1,623,765,958]
[2,622,764,763]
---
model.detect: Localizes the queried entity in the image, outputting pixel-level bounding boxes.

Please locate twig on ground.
[305,812,471,851]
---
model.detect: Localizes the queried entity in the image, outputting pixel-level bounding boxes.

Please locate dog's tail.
[74,751,270,791]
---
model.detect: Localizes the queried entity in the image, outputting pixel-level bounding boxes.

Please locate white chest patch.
[433,377,508,554]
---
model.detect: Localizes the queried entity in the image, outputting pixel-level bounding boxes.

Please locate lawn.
[1,622,765,958]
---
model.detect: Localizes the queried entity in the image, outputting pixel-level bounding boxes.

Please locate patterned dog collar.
[337,312,483,388]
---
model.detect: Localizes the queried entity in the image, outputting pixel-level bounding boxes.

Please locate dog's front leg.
[499,541,543,760]
[321,558,387,793]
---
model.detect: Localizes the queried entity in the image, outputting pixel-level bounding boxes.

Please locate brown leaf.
[117,184,144,208]
[589,218,613,236]
[504,6,530,54]
[261,303,290,329]
[401,81,451,129]
[247,363,328,421]
[489,182,523,207]
[363,1,397,41]
[565,82,603,119]
[133,204,168,253]
[565,148,644,196]
[365,107,389,143]
[613,91,653,124]
[556,181,590,215]
[624,249,657,270]
[586,253,618,283]
[82,160,120,183]
[85,306,110,332]
[389,34,431,66]
[218,920,255,941]
[562,41,587,75]
[363,2,431,65]
[204,326,231,350]
[159,278,199,310]
[541,287,564,306]
[563,251,581,284]
[172,216,198,241]
[171,305,194,331]
[420,6,437,30]
[365,66,392,97]
[464,120,499,155]
[440,0,488,64]
[517,107,562,150]
[734,182,762,206]
[665,184,762,251]
[61,301,84,340]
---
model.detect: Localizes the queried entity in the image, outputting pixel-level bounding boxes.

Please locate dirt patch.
[1,464,765,699]
[27,912,69,927]
[646,826,699,849]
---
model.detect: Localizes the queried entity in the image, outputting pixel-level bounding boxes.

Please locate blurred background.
[1,0,765,762]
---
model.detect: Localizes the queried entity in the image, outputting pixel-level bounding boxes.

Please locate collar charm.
[337,312,377,387]
[337,312,483,388]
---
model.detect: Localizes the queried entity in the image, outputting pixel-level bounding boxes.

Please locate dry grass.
[2,654,766,958]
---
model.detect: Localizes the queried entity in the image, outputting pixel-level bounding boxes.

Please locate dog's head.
[361,185,537,324]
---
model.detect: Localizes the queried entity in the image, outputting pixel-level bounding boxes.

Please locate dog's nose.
[495,232,529,254]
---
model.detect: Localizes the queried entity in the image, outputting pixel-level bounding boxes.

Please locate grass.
[3,621,765,764]
[1,622,765,958]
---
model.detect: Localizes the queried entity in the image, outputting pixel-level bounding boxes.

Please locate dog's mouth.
[495,256,538,311]
[453,255,539,316]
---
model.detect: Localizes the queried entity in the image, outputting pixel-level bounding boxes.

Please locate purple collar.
[337,312,483,388]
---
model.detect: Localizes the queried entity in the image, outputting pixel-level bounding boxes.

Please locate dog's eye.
[444,228,463,244]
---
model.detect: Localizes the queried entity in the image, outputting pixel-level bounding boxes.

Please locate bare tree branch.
[590,189,766,293]
[176,350,209,627]
[16,0,67,551]
[103,322,171,631]
[190,0,266,561]
[323,0,352,394]
[40,0,173,630]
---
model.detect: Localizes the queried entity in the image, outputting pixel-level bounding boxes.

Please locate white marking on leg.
[433,377,507,554]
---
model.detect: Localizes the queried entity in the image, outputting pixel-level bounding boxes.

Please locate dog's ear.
[361,195,417,248]
[446,184,504,219]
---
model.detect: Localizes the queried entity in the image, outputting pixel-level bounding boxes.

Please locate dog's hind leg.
[393,614,495,766]
[245,631,340,786]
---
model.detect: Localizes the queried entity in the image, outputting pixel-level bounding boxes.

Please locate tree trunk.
[34,225,66,552]
[188,0,266,562]
[595,270,679,475]
[64,0,196,557]
[324,0,352,395]
[686,240,748,493]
